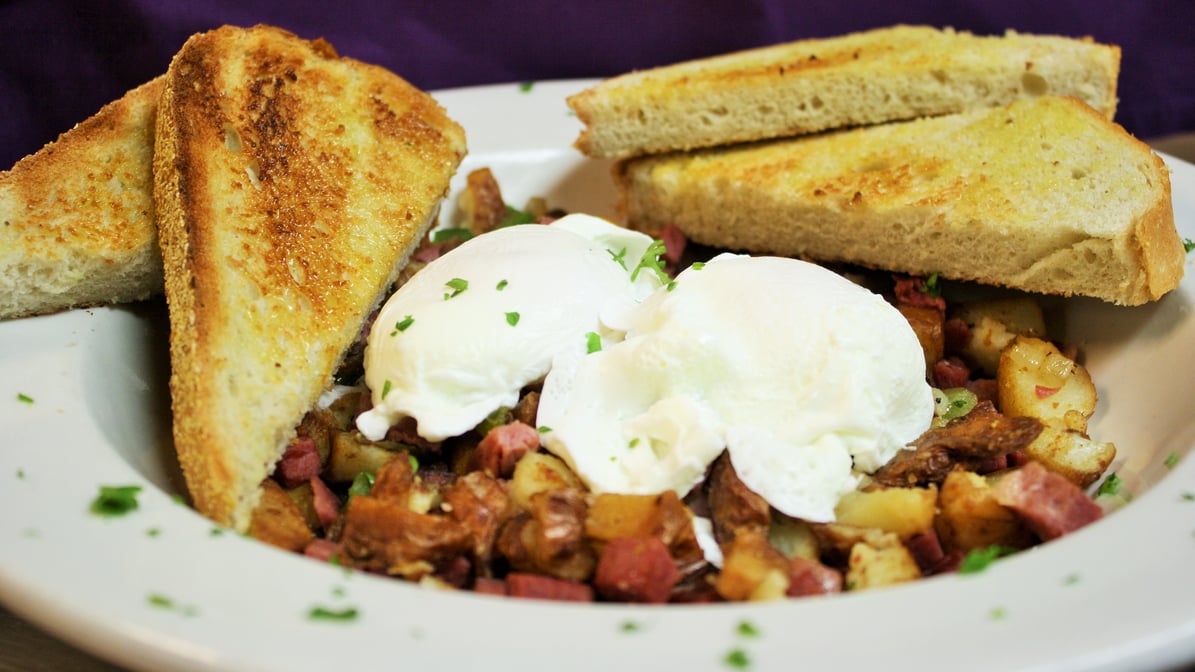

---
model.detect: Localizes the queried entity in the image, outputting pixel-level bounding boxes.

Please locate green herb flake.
[391,315,415,335]
[736,620,761,638]
[16,393,33,404]
[666,280,677,291]
[724,648,751,669]
[585,331,602,354]
[628,438,640,449]
[210,527,225,537]
[333,585,347,598]
[408,454,420,472]
[16,469,25,480]
[496,279,509,291]
[924,271,943,298]
[505,311,520,327]
[497,205,535,228]
[1184,238,1195,254]
[537,426,552,434]
[148,593,174,609]
[691,261,706,270]
[1063,573,1081,586]
[620,620,642,633]
[381,379,393,399]
[519,81,535,92]
[90,485,142,517]
[170,494,187,506]
[308,605,359,622]
[348,471,375,499]
[990,606,1008,621]
[431,228,473,244]
[959,545,1016,574]
[146,527,161,538]
[1165,452,1181,469]
[443,277,469,300]
[608,247,629,270]
[1182,492,1195,502]
[631,239,670,284]
[1097,472,1123,497]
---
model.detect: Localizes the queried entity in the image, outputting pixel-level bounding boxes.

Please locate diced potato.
[935,470,1033,553]
[845,541,921,590]
[248,479,314,552]
[325,389,364,431]
[997,335,1096,432]
[715,531,790,602]
[326,430,402,483]
[1023,425,1116,488]
[285,481,320,531]
[296,407,339,464]
[768,513,820,561]
[509,452,583,512]
[456,167,508,234]
[952,298,1046,375]
[898,304,945,373]
[585,491,703,564]
[833,486,938,541]
[407,478,444,515]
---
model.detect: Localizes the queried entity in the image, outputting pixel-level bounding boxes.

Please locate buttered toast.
[154,25,466,531]
[616,96,1182,306]
[0,77,163,319]
[569,25,1120,159]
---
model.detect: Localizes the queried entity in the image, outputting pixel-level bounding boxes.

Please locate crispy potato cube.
[509,452,583,512]
[768,513,821,561]
[326,430,402,482]
[845,541,921,590]
[715,531,790,602]
[285,481,320,531]
[952,298,1046,375]
[249,479,314,552]
[935,470,1033,553]
[998,336,1096,433]
[585,491,703,565]
[1023,426,1116,488]
[833,486,938,541]
[898,304,945,373]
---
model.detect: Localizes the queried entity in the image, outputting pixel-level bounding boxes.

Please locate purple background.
[2,0,1194,168]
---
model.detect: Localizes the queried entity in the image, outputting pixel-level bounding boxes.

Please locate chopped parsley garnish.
[923,271,943,298]
[408,454,420,472]
[736,620,761,637]
[381,379,393,399]
[585,331,602,353]
[391,315,414,335]
[496,279,508,291]
[497,205,535,228]
[519,81,535,92]
[90,485,142,517]
[1165,452,1180,469]
[631,239,670,284]
[724,648,751,669]
[1063,573,1081,586]
[989,606,1008,621]
[308,605,359,622]
[628,438,640,449]
[478,406,513,436]
[210,527,225,537]
[691,261,706,270]
[16,469,24,480]
[431,228,473,244]
[958,545,1016,574]
[537,426,552,434]
[608,247,629,270]
[348,471,375,499]
[1182,492,1195,502]
[148,593,197,617]
[170,493,187,506]
[620,620,642,633]
[443,277,469,299]
[1096,472,1123,497]
[333,585,347,598]
[666,280,677,291]
[16,392,33,404]
[1184,238,1195,254]
[146,527,161,538]
[505,311,520,327]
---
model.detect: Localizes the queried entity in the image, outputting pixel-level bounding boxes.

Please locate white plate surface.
[2,80,1194,672]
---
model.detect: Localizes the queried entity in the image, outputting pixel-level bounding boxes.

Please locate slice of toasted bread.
[615,96,1182,306]
[154,25,466,531]
[0,76,164,319]
[569,25,1121,159]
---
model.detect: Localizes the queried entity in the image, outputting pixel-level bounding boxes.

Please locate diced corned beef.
[786,557,843,597]
[436,556,473,589]
[905,529,946,573]
[930,550,964,574]
[932,356,972,389]
[477,421,540,478]
[975,454,1009,474]
[993,461,1103,541]
[659,223,687,265]
[309,476,341,528]
[892,275,947,313]
[412,242,444,263]
[594,537,681,603]
[474,577,508,596]
[1007,450,1029,468]
[966,379,1000,407]
[277,436,322,488]
[943,317,972,353]
[303,538,340,563]
[505,573,595,602]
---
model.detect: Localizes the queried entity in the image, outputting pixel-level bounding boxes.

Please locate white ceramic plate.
[2,80,1194,672]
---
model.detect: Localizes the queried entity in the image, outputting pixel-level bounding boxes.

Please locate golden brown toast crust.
[154,24,466,530]
[0,77,164,319]
[569,25,1121,159]
[616,96,1182,306]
